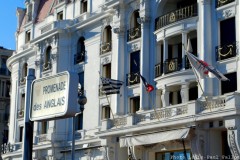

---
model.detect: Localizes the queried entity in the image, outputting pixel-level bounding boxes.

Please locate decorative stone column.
[225,117,240,160]
[181,82,190,103]
[161,86,169,107]
[190,129,207,160]
[111,6,125,115]
[163,38,169,74]
[182,31,187,70]
[139,15,151,111]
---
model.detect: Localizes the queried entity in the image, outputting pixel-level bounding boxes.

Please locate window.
[156,150,192,160]
[127,51,140,85]
[102,105,110,119]
[189,82,198,101]
[128,10,141,41]
[41,121,48,134]
[220,17,235,45]
[19,126,23,142]
[1,81,5,97]
[21,63,28,84]
[221,72,237,95]
[100,26,112,54]
[130,51,140,74]
[57,11,63,20]
[81,0,88,14]
[44,46,52,71]
[189,86,198,101]
[102,63,111,79]
[130,96,140,114]
[0,56,8,75]
[5,81,10,97]
[78,72,84,95]
[75,114,83,130]
[25,30,31,43]
[75,37,85,64]
[21,93,25,111]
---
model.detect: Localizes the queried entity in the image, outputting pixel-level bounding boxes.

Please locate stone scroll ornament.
[228,128,240,160]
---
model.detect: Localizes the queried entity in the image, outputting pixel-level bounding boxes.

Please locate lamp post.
[71,92,87,160]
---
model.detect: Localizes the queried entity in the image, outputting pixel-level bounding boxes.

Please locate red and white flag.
[186,40,228,81]
[138,73,154,92]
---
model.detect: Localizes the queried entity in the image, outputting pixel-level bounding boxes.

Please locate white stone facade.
[2,0,240,159]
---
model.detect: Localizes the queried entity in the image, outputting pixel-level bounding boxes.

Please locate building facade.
[2,0,240,159]
[0,47,12,160]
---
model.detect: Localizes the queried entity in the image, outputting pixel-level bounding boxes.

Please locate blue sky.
[0,0,25,50]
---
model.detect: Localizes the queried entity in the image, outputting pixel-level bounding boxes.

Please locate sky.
[0,0,25,50]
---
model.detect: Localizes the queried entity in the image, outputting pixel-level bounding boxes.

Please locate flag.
[138,73,154,92]
[100,77,124,95]
[186,40,228,81]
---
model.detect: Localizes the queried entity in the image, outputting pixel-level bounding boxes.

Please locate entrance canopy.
[120,128,190,147]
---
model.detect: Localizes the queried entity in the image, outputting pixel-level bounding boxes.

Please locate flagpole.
[98,71,118,128]
[182,44,210,110]
[104,93,118,128]
[147,92,160,120]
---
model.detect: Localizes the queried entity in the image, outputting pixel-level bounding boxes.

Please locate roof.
[35,0,56,23]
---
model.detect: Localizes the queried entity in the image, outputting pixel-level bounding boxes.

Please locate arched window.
[20,63,28,84]
[128,10,141,41]
[100,26,112,54]
[75,37,85,64]
[44,46,52,71]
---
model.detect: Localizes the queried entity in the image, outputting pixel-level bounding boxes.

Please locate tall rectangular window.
[81,0,88,14]
[57,11,63,20]
[221,72,237,95]
[102,63,111,78]
[25,30,31,43]
[220,17,235,45]
[75,114,83,130]
[130,51,140,74]
[130,96,140,114]
[101,105,110,119]
[41,121,48,134]
[21,93,25,110]
[19,126,23,142]
[78,72,84,95]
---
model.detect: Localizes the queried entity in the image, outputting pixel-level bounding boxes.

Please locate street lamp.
[71,88,87,160]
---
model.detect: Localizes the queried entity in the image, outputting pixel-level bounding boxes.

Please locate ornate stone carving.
[228,128,240,160]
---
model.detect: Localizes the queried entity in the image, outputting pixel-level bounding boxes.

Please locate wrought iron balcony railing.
[155,3,198,30]
[100,41,112,55]
[216,42,237,61]
[74,51,85,64]
[164,58,182,74]
[43,62,52,71]
[216,0,235,8]
[126,72,140,86]
[127,26,141,42]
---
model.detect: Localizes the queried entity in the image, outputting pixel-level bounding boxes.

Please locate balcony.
[164,58,182,74]
[155,63,163,78]
[40,20,73,34]
[127,26,141,42]
[100,42,112,55]
[216,0,235,8]
[74,51,85,64]
[126,73,140,86]
[155,3,198,30]
[215,42,237,61]
[100,92,240,131]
